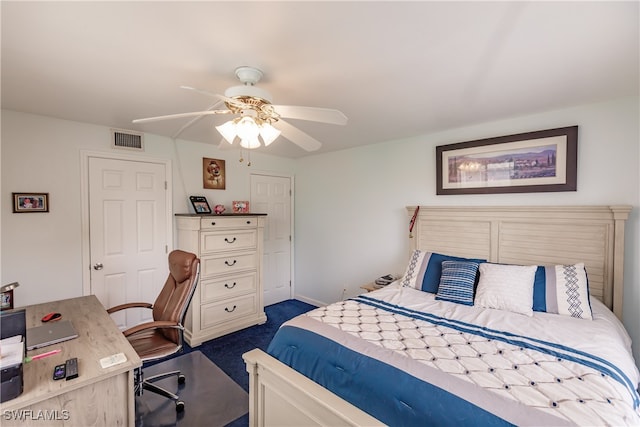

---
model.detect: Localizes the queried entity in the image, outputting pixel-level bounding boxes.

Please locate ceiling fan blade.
[272,105,347,125]
[180,86,250,110]
[132,109,233,124]
[180,85,220,99]
[172,100,225,139]
[274,119,322,152]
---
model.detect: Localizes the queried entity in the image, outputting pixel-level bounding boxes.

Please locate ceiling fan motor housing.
[225,66,273,103]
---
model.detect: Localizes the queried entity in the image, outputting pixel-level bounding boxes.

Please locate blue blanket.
[269,325,512,426]
[267,295,640,426]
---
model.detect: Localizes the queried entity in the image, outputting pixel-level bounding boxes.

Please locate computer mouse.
[41,312,62,323]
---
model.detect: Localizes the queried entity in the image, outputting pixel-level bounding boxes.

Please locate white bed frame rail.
[244,205,631,427]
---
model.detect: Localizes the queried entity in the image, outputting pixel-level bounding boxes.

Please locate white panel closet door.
[250,174,292,306]
[89,157,168,329]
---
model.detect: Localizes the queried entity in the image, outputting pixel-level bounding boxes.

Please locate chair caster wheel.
[176,400,185,412]
[178,374,186,384]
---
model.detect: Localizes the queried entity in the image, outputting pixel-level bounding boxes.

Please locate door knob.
[93,263,104,270]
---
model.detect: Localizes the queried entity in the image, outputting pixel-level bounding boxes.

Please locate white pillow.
[474,263,537,316]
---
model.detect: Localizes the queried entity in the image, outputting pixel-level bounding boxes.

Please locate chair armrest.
[122,320,181,337]
[107,302,153,314]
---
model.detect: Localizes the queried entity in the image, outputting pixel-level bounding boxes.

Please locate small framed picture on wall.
[13,192,49,213]
[203,158,226,189]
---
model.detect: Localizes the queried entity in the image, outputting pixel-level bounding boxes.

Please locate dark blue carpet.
[158,299,316,426]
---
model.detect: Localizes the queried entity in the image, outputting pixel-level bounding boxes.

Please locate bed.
[243,205,638,426]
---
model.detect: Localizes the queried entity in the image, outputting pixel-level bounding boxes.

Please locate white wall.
[293,96,640,364]
[0,110,295,306]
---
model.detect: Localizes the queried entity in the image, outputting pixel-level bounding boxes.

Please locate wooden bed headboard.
[407,205,631,319]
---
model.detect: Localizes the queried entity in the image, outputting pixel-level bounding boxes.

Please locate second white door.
[250,174,292,306]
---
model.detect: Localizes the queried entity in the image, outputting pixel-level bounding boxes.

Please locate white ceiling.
[2,1,638,159]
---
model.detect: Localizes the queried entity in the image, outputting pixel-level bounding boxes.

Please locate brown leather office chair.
[107,250,200,412]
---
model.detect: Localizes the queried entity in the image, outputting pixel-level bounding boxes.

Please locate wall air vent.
[111,129,144,151]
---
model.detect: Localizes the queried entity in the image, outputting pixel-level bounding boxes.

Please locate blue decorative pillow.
[533,263,592,319]
[435,260,480,306]
[400,250,486,293]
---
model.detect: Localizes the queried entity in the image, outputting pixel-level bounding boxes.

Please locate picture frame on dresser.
[436,126,578,195]
[233,201,250,213]
[0,289,14,310]
[189,196,212,214]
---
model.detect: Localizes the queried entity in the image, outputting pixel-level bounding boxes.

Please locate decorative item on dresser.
[175,213,267,346]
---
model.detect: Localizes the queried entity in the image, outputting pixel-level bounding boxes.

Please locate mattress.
[268,283,640,426]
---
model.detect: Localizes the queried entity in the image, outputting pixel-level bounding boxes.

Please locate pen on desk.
[25,348,61,363]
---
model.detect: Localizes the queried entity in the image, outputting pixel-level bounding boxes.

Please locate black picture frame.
[0,289,14,310]
[12,192,49,213]
[189,196,212,214]
[436,126,578,195]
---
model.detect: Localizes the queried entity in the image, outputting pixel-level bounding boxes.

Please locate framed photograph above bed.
[436,126,578,195]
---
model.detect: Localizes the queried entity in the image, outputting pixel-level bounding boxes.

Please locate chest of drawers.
[175,214,267,346]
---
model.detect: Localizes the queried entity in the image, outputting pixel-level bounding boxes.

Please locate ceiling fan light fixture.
[215,120,237,144]
[259,123,281,146]
[240,137,261,149]
[236,116,260,140]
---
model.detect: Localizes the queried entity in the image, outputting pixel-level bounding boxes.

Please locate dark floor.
[147,299,316,426]
[136,351,249,427]
[189,299,316,391]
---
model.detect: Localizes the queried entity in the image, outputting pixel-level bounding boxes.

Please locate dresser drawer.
[200,272,257,303]
[201,229,257,253]
[201,294,257,328]
[200,216,259,230]
[201,252,257,277]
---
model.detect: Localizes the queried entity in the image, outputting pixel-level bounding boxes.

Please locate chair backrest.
[153,250,200,344]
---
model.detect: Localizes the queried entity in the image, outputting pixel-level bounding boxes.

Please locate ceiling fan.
[132,66,347,151]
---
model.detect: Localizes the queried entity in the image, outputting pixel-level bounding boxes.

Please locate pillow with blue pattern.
[533,263,592,319]
[435,260,480,306]
[400,250,486,293]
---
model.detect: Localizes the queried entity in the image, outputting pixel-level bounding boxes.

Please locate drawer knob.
[225,260,237,266]
[224,282,237,289]
[224,237,237,244]
[225,305,237,313]
[246,220,251,225]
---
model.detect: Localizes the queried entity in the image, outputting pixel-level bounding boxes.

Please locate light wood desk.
[0,295,141,426]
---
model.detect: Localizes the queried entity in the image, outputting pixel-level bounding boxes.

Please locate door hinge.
[164,181,167,190]
[165,245,168,253]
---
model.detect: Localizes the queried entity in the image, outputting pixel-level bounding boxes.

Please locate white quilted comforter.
[302,283,640,426]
